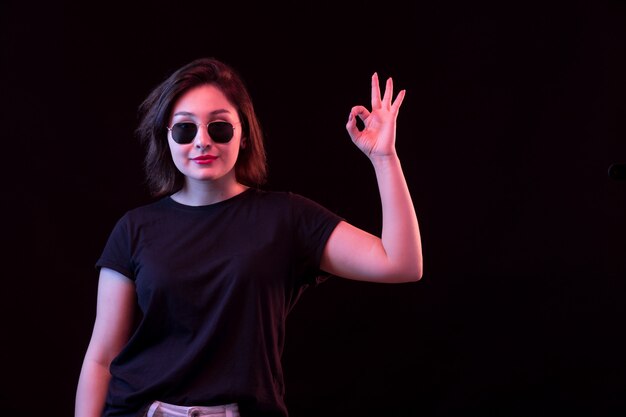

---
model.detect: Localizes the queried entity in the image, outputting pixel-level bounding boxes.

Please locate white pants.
[145,401,240,417]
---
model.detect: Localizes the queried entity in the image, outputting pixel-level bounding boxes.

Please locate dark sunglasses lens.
[208,121,234,143]
[171,123,198,144]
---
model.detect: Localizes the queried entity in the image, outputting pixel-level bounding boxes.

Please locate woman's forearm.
[372,153,423,280]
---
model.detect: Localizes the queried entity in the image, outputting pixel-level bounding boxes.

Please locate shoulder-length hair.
[136,57,267,197]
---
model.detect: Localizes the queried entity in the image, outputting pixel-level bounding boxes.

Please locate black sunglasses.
[167,121,237,144]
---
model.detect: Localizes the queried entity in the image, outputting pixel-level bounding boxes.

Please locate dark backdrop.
[1,1,625,416]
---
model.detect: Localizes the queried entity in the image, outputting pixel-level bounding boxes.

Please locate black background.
[1,1,625,416]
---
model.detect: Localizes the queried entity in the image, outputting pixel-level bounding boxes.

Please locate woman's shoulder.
[247,187,318,206]
[114,196,173,224]
[129,195,171,211]
[249,188,339,221]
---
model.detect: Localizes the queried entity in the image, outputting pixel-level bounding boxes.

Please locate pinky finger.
[391,89,406,112]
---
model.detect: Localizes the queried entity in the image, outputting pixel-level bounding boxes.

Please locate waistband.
[146,401,240,417]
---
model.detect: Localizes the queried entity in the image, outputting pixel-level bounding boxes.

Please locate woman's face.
[167,84,243,186]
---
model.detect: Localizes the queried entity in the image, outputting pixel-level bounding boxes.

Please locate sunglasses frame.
[166,121,239,144]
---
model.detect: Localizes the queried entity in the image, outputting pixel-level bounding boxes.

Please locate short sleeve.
[95,214,135,280]
[288,192,343,285]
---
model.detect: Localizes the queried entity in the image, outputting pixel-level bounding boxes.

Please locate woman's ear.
[240,137,247,149]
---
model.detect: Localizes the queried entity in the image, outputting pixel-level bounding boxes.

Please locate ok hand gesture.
[345,72,406,159]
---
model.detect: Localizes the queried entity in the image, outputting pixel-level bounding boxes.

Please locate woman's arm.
[75,267,136,417]
[320,73,423,283]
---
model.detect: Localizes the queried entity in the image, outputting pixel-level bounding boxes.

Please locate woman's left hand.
[345,72,406,159]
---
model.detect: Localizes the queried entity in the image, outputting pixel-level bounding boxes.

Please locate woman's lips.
[192,155,217,164]
[192,155,217,163]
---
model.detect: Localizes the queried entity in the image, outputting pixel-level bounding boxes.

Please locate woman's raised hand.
[345,72,406,159]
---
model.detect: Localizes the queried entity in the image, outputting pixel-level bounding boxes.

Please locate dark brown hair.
[136,57,267,196]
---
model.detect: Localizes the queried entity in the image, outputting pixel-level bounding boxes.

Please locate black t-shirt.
[96,188,343,417]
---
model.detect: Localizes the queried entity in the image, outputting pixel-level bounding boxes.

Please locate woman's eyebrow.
[172,109,232,117]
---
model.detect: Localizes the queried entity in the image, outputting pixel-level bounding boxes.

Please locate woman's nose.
[194,124,212,149]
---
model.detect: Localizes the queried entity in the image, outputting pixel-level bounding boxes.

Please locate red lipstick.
[192,155,217,164]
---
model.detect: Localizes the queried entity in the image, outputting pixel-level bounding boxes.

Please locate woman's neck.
[171,181,249,206]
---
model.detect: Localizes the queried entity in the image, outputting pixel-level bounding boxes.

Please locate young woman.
[75,57,422,417]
